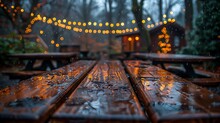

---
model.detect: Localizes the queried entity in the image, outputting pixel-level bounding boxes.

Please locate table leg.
[41,60,55,70]
[152,61,166,69]
[24,59,36,70]
[183,63,196,76]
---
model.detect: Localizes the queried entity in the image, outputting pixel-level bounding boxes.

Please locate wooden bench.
[167,66,220,78]
[2,70,46,80]
[0,60,96,123]
[124,60,220,123]
[167,66,220,85]
[51,60,147,123]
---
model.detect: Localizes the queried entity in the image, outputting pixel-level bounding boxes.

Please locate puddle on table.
[6,96,45,108]
[66,97,90,106]
[150,102,205,115]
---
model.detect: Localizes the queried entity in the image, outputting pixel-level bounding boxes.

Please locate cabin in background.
[116,22,186,53]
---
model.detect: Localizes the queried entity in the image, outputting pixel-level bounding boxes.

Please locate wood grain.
[0,60,96,123]
[124,60,220,123]
[52,60,147,123]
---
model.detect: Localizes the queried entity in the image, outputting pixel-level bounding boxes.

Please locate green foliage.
[0,37,44,65]
[181,0,220,56]
[180,0,220,70]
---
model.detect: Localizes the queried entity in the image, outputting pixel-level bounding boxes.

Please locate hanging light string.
[25,14,175,35]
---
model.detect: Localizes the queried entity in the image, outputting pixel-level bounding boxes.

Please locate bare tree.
[185,0,193,32]
[0,0,49,34]
[132,0,151,52]
[73,0,98,51]
[44,0,74,51]
[158,0,163,22]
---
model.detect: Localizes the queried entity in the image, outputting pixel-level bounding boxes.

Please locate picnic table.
[132,53,216,77]
[0,60,220,123]
[9,52,79,71]
[124,60,220,123]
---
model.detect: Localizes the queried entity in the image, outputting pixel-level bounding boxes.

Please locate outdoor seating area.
[0,0,220,123]
[0,60,220,123]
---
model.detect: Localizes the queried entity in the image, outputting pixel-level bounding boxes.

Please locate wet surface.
[124,60,220,122]
[53,60,146,122]
[6,96,45,108]
[0,60,95,121]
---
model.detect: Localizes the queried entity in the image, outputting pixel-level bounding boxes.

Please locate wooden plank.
[52,60,147,123]
[187,78,220,86]
[124,60,220,123]
[0,60,96,123]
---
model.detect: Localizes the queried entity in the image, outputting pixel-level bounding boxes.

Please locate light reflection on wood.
[0,60,96,122]
[52,60,146,122]
[124,60,220,123]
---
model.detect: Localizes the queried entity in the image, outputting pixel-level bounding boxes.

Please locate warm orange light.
[105,22,109,26]
[78,22,81,26]
[40,30,44,34]
[56,43,59,47]
[128,37,132,41]
[132,20,136,24]
[163,21,167,24]
[60,37,64,41]
[134,27,138,31]
[88,22,92,25]
[51,40,55,44]
[68,21,72,25]
[47,19,52,24]
[135,36,139,41]
[98,30,101,33]
[110,23,114,27]
[170,11,173,15]
[163,14,167,18]
[85,29,88,33]
[73,21,76,25]
[20,8,24,13]
[171,19,175,23]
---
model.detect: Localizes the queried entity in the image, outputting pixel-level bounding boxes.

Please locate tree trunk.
[159,0,163,22]
[132,0,151,52]
[185,0,193,32]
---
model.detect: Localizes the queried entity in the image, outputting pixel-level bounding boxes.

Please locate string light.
[158,27,171,53]
[24,12,176,35]
[132,20,136,24]
[60,37,64,41]
[55,43,60,47]
[170,11,173,15]
[135,36,139,41]
[20,8,24,13]
[51,40,55,44]
[39,30,44,34]
[163,14,167,18]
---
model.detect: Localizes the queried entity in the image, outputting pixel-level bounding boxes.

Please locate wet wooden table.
[0,60,95,123]
[124,60,220,123]
[132,53,216,77]
[9,52,79,71]
[52,60,147,123]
